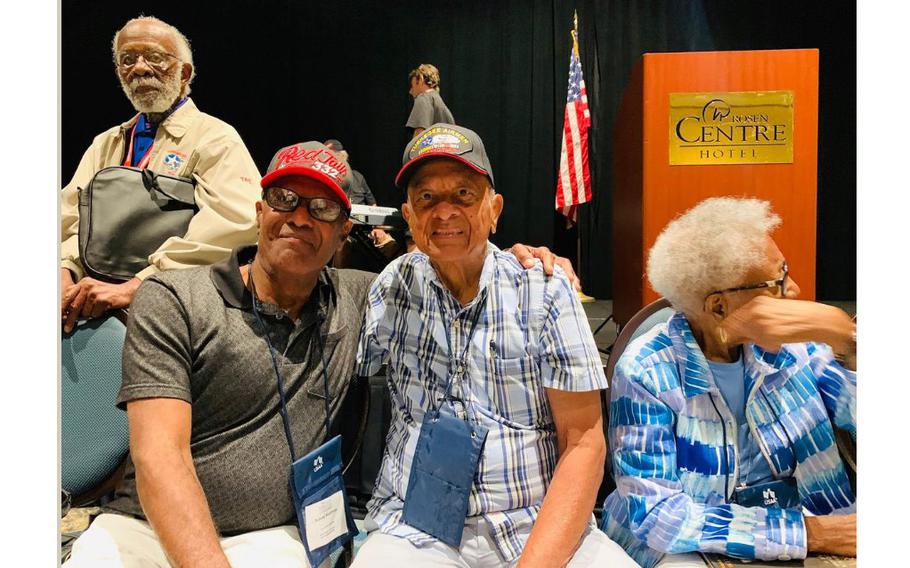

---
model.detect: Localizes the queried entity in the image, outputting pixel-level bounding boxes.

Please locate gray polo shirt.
[104,245,376,535]
[406,89,455,130]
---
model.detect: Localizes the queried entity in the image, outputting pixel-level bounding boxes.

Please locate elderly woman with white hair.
[600,197,856,568]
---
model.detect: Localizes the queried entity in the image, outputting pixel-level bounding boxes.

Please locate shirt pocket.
[485,354,545,429]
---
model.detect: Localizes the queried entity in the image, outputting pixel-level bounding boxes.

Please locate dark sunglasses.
[706,260,789,300]
[263,186,348,222]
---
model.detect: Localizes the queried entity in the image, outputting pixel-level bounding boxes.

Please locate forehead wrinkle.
[412,175,477,190]
[117,23,178,55]
[408,167,488,194]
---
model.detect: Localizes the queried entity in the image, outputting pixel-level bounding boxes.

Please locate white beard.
[120,72,183,114]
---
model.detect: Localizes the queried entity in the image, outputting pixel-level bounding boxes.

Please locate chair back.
[339,372,392,517]
[596,298,674,519]
[606,298,674,388]
[835,427,857,496]
[61,311,129,505]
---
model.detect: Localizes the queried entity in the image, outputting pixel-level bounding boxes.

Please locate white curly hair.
[647,197,781,314]
[112,16,196,94]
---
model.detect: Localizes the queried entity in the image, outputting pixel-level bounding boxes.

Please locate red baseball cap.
[261,142,352,211]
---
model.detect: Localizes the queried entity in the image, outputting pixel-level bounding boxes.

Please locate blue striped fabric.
[602,312,856,568]
[356,244,607,561]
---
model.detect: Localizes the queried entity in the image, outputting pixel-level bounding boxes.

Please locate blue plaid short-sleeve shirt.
[356,244,607,560]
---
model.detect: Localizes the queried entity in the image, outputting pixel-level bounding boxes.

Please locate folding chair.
[595,298,674,521]
[61,310,130,506]
[61,310,130,561]
[331,369,392,566]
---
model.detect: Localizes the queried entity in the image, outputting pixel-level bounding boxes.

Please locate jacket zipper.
[708,391,739,500]
[745,376,783,480]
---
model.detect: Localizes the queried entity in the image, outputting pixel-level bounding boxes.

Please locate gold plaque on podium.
[669,91,794,165]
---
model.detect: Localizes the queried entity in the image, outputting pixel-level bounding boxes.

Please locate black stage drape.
[62,0,855,299]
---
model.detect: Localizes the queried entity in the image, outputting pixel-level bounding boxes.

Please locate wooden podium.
[612,49,819,324]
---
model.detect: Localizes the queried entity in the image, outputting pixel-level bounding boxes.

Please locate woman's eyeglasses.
[705,261,789,300]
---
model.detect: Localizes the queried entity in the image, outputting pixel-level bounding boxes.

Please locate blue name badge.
[402,403,489,547]
[290,434,358,567]
[733,477,801,510]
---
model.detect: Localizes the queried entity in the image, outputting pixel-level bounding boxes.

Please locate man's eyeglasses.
[116,50,180,73]
[263,186,348,222]
[706,261,789,299]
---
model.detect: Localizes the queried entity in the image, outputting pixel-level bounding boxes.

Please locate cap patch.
[410,126,472,158]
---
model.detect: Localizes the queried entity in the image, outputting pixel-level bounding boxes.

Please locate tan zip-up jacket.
[60,98,261,281]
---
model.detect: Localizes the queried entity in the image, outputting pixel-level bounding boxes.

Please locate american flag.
[555,21,592,225]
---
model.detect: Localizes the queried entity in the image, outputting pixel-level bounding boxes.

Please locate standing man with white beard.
[60,16,261,332]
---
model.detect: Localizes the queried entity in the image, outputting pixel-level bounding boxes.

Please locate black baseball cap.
[395,123,494,189]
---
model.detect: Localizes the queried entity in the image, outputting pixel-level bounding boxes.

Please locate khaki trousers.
[63,513,317,568]
[350,517,638,567]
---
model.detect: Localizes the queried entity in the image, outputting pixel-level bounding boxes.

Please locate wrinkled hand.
[805,513,856,557]
[721,296,854,354]
[62,277,141,333]
[370,227,393,246]
[508,244,582,291]
[60,268,76,314]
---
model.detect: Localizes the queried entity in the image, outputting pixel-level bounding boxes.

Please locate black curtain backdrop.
[62,0,856,299]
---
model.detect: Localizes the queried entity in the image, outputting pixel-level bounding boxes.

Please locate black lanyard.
[247,263,332,462]
[431,283,487,419]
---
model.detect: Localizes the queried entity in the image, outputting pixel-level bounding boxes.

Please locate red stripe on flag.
[574,101,592,202]
[563,107,581,208]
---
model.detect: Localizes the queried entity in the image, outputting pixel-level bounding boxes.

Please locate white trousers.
[63,513,316,568]
[350,517,638,567]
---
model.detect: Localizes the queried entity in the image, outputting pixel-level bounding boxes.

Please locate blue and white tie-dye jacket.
[601,312,856,568]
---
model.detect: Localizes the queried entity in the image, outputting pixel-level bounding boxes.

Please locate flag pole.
[574,10,581,279]
[573,10,595,303]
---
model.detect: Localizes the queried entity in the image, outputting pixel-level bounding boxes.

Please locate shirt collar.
[427,242,498,310]
[119,97,198,137]
[135,113,154,133]
[209,245,335,318]
[157,97,196,137]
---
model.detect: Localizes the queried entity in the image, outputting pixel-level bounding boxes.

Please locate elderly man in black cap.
[353,124,636,567]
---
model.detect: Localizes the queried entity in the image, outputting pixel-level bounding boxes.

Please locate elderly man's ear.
[490,193,503,233]
[180,63,193,86]
[337,220,353,249]
[401,202,412,224]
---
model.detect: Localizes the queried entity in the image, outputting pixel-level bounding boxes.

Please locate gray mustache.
[129,77,164,88]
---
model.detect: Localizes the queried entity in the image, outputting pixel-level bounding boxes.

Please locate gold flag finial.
[571,10,580,52]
